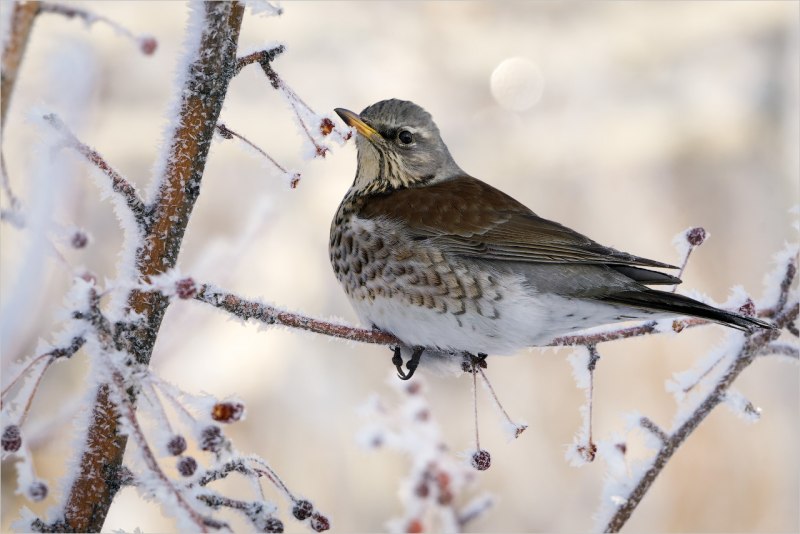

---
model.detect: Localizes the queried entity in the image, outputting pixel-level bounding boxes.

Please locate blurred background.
[1,1,798,532]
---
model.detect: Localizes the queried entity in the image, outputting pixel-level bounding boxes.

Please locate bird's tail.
[600,289,774,331]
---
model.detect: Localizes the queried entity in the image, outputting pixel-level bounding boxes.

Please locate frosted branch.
[234,44,285,77]
[38,2,158,55]
[601,256,798,533]
[216,122,300,188]
[1,1,40,129]
[42,113,147,226]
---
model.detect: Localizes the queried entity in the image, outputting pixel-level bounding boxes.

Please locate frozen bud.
[167,435,187,456]
[471,449,491,471]
[319,118,335,136]
[310,513,330,532]
[28,481,48,501]
[79,271,97,285]
[315,146,329,158]
[738,298,756,317]
[577,443,597,462]
[71,230,89,249]
[217,124,234,139]
[2,425,22,452]
[686,227,707,247]
[177,456,197,477]
[211,401,245,423]
[460,361,473,373]
[406,519,424,534]
[263,516,284,533]
[139,36,158,55]
[292,499,314,520]
[175,278,197,300]
[199,425,225,452]
[289,173,301,189]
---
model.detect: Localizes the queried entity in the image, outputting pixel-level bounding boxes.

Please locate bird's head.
[335,99,462,194]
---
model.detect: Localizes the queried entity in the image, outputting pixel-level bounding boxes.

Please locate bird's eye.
[397,130,414,145]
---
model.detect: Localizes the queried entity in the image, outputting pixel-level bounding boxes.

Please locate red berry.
[263,516,284,533]
[471,449,491,471]
[2,425,22,452]
[292,499,313,520]
[139,36,158,55]
[407,519,424,533]
[319,118,335,136]
[686,227,707,246]
[28,481,48,501]
[177,456,197,477]
[310,513,330,532]
[71,231,89,249]
[211,401,245,423]
[175,278,197,300]
[167,435,187,456]
[199,425,224,452]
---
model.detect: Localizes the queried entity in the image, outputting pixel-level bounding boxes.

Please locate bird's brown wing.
[358,175,678,271]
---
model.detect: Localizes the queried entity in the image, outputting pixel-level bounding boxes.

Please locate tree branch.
[58,4,245,531]
[42,113,146,226]
[602,259,798,533]
[1,1,41,130]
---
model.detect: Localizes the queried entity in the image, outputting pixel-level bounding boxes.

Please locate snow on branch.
[37,2,158,55]
[42,113,147,226]
[598,251,798,533]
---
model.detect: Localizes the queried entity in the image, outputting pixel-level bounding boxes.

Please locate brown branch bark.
[43,113,146,225]
[56,3,245,532]
[1,1,41,130]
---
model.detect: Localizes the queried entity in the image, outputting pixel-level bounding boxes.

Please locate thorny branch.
[42,113,147,226]
[602,256,798,533]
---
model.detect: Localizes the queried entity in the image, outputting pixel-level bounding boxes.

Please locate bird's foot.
[392,346,425,380]
[461,352,488,373]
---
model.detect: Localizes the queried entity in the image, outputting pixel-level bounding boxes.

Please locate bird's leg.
[391,346,425,380]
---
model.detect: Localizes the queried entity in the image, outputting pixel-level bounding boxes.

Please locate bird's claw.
[392,346,424,380]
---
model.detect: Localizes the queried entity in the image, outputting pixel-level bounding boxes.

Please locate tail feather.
[600,289,774,331]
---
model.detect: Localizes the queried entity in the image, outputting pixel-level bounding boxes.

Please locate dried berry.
[436,489,453,506]
[315,145,329,158]
[177,456,197,477]
[686,227,707,247]
[263,516,284,533]
[199,425,224,452]
[167,435,187,456]
[2,425,22,452]
[28,481,48,501]
[471,449,491,471]
[292,499,313,521]
[175,278,197,300]
[71,230,89,249]
[406,519,424,533]
[211,401,245,423]
[319,118,335,136]
[739,298,756,317]
[615,442,627,455]
[414,482,429,498]
[139,36,158,55]
[310,513,330,532]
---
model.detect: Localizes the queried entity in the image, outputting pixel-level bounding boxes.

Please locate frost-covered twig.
[196,284,401,345]
[234,44,285,77]
[600,256,798,533]
[42,113,146,226]
[196,284,753,350]
[216,122,300,188]
[358,377,494,533]
[53,4,246,531]
[38,2,157,55]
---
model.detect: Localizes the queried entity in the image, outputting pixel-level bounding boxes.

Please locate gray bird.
[330,99,771,379]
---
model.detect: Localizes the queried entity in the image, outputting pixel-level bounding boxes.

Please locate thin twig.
[603,260,797,532]
[234,45,285,77]
[42,113,147,226]
[38,2,157,55]
[476,366,527,438]
[215,123,300,188]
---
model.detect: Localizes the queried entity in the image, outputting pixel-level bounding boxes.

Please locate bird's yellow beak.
[335,108,380,140]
